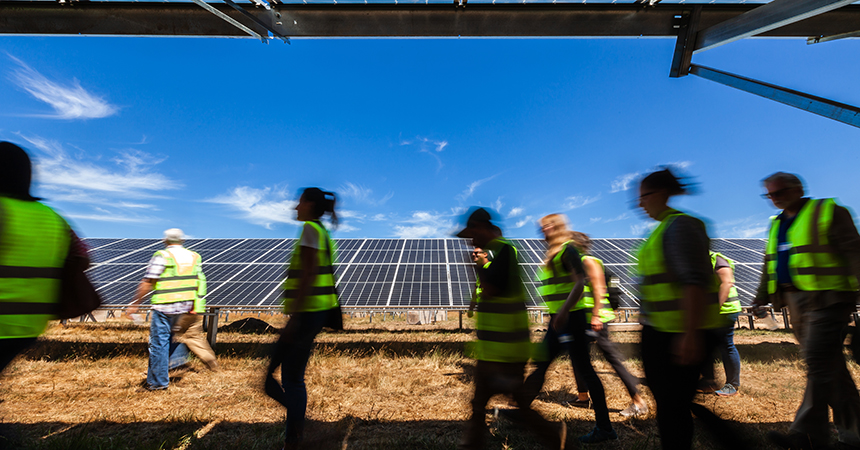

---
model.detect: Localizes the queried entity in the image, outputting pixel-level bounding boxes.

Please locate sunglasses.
[761,187,796,199]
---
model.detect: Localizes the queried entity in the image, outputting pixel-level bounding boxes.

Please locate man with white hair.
[129,228,217,391]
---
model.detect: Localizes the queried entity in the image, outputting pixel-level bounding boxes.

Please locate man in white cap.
[129,228,217,391]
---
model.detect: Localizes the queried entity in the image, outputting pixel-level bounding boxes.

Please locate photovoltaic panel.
[82,237,767,311]
[83,238,122,249]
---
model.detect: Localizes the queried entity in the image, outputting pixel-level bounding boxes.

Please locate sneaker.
[619,402,649,417]
[579,426,618,444]
[715,384,739,397]
[143,383,167,391]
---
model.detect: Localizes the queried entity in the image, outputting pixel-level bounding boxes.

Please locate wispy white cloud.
[508,207,525,218]
[400,135,449,170]
[513,215,534,229]
[457,174,500,202]
[338,210,366,220]
[491,197,504,213]
[8,55,118,120]
[21,135,181,199]
[339,182,394,206]
[370,213,388,221]
[590,217,602,224]
[66,212,154,224]
[718,216,769,239]
[117,202,157,210]
[562,194,601,210]
[337,223,360,233]
[392,211,454,238]
[206,185,296,230]
[610,172,640,193]
[630,221,658,236]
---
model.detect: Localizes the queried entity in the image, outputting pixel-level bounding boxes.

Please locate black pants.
[463,360,561,450]
[0,337,36,374]
[524,309,612,431]
[642,325,747,450]
[573,325,640,398]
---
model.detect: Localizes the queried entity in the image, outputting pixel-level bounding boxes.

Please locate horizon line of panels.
[83,238,766,309]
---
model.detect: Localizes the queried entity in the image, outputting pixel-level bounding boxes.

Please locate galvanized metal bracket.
[669,6,701,78]
[690,64,860,129]
[222,0,290,44]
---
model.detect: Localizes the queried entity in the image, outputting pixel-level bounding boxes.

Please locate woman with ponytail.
[265,187,340,450]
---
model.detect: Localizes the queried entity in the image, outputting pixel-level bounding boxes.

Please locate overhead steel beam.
[808,29,860,45]
[669,6,700,78]
[222,0,291,43]
[690,64,860,129]
[1,3,860,38]
[190,0,266,42]
[694,0,856,54]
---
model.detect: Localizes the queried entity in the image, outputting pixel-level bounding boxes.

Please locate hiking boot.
[579,426,618,444]
[715,384,739,397]
[619,402,649,417]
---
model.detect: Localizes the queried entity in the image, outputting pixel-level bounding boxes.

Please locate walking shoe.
[579,426,618,444]
[619,402,649,417]
[715,384,738,397]
[143,383,167,391]
[696,383,719,394]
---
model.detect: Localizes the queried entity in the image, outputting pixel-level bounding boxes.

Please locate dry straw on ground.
[0,315,854,449]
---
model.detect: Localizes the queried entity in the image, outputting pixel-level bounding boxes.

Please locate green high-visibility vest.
[474,261,491,298]
[283,221,339,313]
[0,197,70,339]
[637,210,722,333]
[472,238,532,363]
[536,244,614,322]
[580,256,616,323]
[150,248,206,313]
[765,198,858,294]
[710,251,741,315]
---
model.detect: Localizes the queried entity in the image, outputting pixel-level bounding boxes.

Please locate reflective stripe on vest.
[471,238,532,363]
[765,198,858,294]
[536,241,578,314]
[283,221,339,313]
[580,256,616,323]
[637,210,722,333]
[475,261,491,298]
[151,249,205,312]
[0,197,70,339]
[710,251,741,315]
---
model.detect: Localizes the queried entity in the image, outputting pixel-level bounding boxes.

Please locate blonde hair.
[540,214,575,267]
[569,231,592,254]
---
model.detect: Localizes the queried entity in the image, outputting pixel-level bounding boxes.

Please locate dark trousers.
[463,360,561,450]
[785,299,860,447]
[572,324,640,398]
[0,337,37,374]
[267,310,328,439]
[524,309,612,431]
[642,325,747,450]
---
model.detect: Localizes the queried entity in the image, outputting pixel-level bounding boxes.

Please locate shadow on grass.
[0,415,795,450]
[21,338,804,364]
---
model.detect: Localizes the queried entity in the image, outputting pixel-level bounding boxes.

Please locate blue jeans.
[701,312,741,388]
[268,310,328,440]
[146,310,190,388]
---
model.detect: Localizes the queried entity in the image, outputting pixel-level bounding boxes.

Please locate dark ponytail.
[640,167,697,197]
[301,187,338,228]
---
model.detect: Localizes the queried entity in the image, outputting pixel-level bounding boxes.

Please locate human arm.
[128,279,156,315]
[714,256,734,306]
[663,216,712,365]
[582,256,607,331]
[192,264,207,314]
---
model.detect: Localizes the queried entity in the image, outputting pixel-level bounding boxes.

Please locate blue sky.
[1,35,858,240]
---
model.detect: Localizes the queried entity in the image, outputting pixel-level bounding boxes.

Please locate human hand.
[672,331,703,366]
[591,315,603,332]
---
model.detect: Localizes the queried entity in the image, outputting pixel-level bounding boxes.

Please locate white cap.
[163,228,185,243]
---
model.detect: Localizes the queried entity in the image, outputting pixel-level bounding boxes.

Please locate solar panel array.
[84,238,766,309]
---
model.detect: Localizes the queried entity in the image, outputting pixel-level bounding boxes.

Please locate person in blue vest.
[456,207,566,450]
[265,187,342,450]
[753,172,860,450]
[0,142,88,374]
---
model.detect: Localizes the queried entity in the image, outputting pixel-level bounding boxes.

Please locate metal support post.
[459,310,463,331]
[669,6,701,78]
[782,307,790,330]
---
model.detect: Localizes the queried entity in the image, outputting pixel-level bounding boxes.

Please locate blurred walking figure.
[129,228,216,391]
[567,231,649,417]
[467,247,490,318]
[699,251,741,397]
[0,142,88,373]
[522,215,617,444]
[753,172,860,450]
[265,188,342,450]
[456,208,566,450]
[636,168,743,450]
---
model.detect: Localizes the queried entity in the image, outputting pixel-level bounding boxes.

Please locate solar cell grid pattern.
[84,238,766,309]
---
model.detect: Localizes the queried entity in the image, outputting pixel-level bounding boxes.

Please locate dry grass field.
[0,313,854,450]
